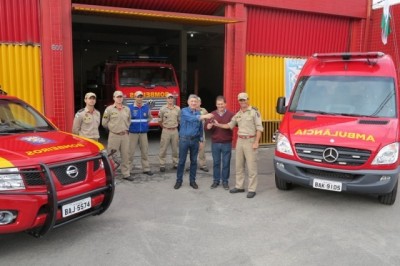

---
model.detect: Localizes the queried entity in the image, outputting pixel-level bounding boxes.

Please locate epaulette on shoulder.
[251,107,259,112]
[77,108,85,113]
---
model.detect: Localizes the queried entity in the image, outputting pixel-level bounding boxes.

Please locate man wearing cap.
[174,94,214,190]
[158,93,180,172]
[102,91,132,181]
[72,92,100,141]
[128,91,154,176]
[213,92,263,198]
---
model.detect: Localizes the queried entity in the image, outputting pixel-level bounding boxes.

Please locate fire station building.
[0,0,396,144]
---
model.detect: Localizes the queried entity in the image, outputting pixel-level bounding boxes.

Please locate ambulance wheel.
[275,174,292,190]
[378,181,397,205]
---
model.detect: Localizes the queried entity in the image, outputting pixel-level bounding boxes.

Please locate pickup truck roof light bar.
[116,55,168,62]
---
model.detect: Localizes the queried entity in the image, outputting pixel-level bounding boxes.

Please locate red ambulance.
[274,52,398,205]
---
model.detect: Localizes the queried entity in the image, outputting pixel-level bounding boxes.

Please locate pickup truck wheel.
[378,181,398,205]
[275,174,292,190]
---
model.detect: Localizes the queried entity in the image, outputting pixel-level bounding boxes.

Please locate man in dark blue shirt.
[175,94,214,189]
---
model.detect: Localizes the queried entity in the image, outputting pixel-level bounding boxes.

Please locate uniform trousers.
[235,137,258,192]
[159,128,179,167]
[107,132,130,178]
[129,133,150,172]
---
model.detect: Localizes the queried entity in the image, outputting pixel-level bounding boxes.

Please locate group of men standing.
[72,90,263,198]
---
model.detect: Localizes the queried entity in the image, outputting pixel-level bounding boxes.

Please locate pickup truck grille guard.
[0,151,115,237]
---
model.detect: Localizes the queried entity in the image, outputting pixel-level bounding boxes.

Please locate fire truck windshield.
[119,67,176,87]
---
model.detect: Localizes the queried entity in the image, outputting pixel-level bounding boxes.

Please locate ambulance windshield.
[289,76,396,118]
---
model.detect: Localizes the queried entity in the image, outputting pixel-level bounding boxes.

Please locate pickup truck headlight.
[0,168,25,190]
[372,143,399,165]
[276,133,294,156]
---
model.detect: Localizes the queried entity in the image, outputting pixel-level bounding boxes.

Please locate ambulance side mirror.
[276,97,286,114]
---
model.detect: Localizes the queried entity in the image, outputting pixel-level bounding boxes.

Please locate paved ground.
[1,132,400,266]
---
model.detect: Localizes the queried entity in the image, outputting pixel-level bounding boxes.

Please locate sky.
[373,0,400,9]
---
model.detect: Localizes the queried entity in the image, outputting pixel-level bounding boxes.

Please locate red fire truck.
[100,56,181,129]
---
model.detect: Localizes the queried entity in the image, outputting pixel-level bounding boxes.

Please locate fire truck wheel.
[275,174,292,190]
[378,181,398,205]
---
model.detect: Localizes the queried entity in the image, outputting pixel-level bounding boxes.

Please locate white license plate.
[312,178,342,192]
[62,197,91,218]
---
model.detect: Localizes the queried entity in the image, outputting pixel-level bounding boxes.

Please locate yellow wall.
[0,44,43,112]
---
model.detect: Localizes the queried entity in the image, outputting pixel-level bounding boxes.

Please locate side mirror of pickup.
[276,97,286,114]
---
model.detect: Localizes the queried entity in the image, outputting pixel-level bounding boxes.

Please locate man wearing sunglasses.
[213,92,263,198]
[128,91,154,176]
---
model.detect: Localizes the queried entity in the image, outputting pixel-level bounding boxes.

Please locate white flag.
[381,0,391,45]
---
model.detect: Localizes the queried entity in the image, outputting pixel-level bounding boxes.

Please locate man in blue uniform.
[128,91,153,176]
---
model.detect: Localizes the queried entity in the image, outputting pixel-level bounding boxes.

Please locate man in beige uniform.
[158,93,180,172]
[72,92,100,141]
[102,90,132,181]
[214,92,263,198]
[197,97,209,171]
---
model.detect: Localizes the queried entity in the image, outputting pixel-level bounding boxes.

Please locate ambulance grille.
[51,161,87,185]
[299,167,359,180]
[295,144,371,166]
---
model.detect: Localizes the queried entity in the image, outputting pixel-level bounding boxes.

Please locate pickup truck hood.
[284,114,397,151]
[0,131,103,167]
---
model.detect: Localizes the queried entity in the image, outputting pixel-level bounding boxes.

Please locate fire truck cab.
[103,56,181,129]
[274,52,399,205]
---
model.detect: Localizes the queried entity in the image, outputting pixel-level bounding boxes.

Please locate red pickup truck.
[0,90,115,236]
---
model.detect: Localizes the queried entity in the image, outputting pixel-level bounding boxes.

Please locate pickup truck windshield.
[0,100,55,133]
[289,76,396,118]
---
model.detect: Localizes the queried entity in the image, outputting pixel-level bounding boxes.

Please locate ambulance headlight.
[276,133,294,156]
[372,143,399,165]
[0,168,25,190]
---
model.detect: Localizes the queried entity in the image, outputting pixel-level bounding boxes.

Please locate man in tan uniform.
[72,92,100,141]
[213,92,263,198]
[102,90,132,181]
[197,97,209,171]
[158,93,180,172]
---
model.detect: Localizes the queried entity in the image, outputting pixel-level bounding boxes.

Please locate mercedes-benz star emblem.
[323,148,339,163]
[66,165,79,178]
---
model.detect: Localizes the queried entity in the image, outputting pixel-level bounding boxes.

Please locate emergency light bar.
[117,55,168,62]
[313,52,385,61]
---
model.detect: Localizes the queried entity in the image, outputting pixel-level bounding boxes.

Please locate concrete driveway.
[1,133,400,266]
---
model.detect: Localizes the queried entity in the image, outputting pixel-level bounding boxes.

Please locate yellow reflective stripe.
[0,157,14,168]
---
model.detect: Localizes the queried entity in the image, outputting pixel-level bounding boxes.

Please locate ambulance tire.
[378,181,398,205]
[275,174,292,190]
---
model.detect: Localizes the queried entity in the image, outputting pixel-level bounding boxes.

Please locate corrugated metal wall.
[245,6,364,144]
[0,44,43,111]
[247,6,352,56]
[0,0,42,111]
[0,0,40,44]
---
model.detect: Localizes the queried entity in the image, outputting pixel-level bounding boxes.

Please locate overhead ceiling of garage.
[72,0,224,15]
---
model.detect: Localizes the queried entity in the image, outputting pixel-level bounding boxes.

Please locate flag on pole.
[381,0,391,45]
